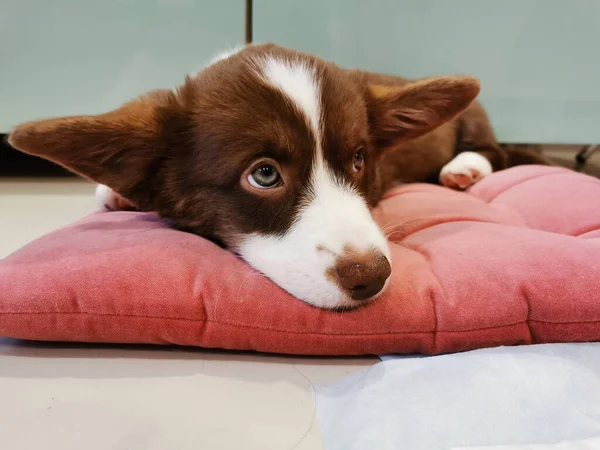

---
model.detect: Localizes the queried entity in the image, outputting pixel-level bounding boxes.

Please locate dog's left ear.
[367,76,480,150]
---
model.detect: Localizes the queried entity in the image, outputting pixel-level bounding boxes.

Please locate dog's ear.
[7,89,187,210]
[367,76,480,150]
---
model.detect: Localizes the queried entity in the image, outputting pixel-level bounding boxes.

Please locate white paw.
[95,184,134,211]
[439,151,493,190]
[95,184,120,210]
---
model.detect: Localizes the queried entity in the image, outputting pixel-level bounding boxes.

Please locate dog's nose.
[334,251,391,301]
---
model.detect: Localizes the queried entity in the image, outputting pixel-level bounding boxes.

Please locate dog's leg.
[439,104,557,190]
[504,145,556,167]
[439,102,507,190]
[95,184,137,211]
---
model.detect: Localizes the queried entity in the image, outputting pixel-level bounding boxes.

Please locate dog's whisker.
[211,267,265,315]
[316,244,337,257]
[379,223,396,236]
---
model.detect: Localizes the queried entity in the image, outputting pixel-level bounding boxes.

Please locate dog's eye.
[248,164,280,189]
[353,147,365,173]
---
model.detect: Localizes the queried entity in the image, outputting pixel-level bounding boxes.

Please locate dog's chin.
[326,299,375,313]
[300,292,382,312]
[290,276,391,311]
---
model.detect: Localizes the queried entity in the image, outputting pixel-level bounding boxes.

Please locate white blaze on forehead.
[260,56,322,144]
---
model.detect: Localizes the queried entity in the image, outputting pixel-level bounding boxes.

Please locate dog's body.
[8,44,550,310]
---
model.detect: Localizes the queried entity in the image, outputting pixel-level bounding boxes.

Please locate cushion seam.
[574,225,600,237]
[474,169,570,203]
[521,287,534,343]
[392,218,533,243]
[0,311,549,335]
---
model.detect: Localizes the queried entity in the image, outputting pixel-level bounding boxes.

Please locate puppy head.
[8,44,479,310]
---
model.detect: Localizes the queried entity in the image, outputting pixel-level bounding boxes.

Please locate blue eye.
[248,164,280,189]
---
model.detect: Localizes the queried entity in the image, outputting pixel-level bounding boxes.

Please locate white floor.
[0,178,377,450]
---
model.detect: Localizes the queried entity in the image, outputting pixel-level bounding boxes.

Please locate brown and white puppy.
[7,44,547,310]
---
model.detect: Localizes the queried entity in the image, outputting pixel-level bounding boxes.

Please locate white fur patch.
[260,57,321,142]
[440,151,493,190]
[95,184,119,210]
[237,165,391,309]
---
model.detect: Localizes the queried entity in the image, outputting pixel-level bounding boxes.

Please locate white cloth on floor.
[452,437,600,449]
[316,344,600,450]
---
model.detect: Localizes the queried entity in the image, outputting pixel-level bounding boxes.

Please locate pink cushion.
[1,165,600,355]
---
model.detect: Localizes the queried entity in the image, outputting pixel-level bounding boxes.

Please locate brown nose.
[334,251,391,301]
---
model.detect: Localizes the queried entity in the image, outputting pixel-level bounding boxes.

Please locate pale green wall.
[254,0,600,144]
[3,0,599,143]
[0,0,245,131]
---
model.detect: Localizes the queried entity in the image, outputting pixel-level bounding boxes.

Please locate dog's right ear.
[7,89,186,210]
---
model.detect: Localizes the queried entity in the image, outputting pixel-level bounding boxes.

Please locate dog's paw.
[95,184,136,211]
[439,151,493,190]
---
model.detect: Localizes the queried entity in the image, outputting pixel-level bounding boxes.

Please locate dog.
[7,44,551,310]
